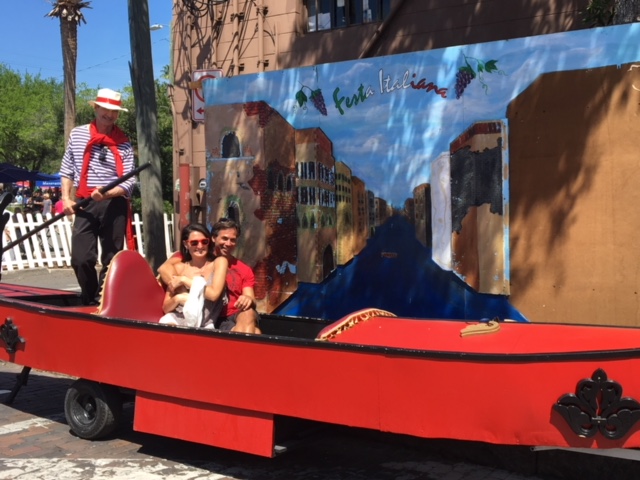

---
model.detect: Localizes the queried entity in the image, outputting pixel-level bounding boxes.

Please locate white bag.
[182,276,207,327]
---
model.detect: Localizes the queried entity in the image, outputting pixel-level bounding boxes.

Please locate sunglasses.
[99,146,108,162]
[187,239,210,247]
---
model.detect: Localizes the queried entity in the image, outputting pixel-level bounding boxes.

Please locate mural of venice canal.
[201,23,640,322]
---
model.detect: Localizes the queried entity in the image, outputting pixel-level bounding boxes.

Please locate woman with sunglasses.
[160,223,228,327]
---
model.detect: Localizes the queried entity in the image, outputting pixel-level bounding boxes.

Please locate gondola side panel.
[5,303,640,450]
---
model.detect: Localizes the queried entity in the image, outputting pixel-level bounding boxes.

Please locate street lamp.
[149,23,170,82]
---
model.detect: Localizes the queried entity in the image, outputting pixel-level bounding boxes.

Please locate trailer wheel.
[64,379,122,439]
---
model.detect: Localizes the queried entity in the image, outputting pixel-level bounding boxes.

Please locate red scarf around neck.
[76,121,129,198]
[76,121,137,251]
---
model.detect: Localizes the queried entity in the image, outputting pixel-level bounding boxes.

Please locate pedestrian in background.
[42,193,52,215]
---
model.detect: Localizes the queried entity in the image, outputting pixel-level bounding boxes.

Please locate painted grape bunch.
[295,85,328,116]
[310,89,328,115]
[454,55,503,99]
[454,68,475,99]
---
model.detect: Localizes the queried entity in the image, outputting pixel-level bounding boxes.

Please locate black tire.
[64,379,122,440]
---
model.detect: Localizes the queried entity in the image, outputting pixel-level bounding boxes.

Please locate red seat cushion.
[97,250,165,323]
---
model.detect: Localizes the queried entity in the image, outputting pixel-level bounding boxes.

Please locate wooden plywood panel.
[508,65,640,326]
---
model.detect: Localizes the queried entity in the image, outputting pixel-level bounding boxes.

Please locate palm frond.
[45,1,92,25]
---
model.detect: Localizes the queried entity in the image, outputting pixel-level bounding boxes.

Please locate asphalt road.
[1,268,639,479]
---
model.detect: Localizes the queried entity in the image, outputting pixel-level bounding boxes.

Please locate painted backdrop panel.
[203,24,640,326]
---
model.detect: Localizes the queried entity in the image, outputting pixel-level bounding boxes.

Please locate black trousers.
[71,197,127,305]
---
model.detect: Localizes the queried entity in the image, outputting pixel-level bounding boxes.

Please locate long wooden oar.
[1,162,151,254]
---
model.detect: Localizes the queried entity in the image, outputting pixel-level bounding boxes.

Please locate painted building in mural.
[200,23,640,328]
[203,102,297,307]
[295,128,337,286]
[352,176,369,254]
[413,183,431,249]
[336,161,354,266]
[450,121,508,295]
[431,151,452,272]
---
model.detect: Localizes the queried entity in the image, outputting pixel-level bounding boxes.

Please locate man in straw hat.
[59,88,136,305]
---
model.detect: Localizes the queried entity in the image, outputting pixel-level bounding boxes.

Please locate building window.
[305,0,391,32]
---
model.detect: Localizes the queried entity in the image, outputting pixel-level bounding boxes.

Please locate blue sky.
[204,24,640,206]
[0,0,173,92]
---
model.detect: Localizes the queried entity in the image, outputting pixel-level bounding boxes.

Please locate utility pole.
[127,0,167,270]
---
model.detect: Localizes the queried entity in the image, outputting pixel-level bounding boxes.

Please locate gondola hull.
[2,278,640,457]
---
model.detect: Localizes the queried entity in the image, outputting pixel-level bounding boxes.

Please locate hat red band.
[95,96,122,107]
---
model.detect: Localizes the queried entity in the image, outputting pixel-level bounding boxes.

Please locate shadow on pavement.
[2,368,640,480]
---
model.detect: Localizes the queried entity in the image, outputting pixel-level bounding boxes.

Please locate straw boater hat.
[88,88,128,112]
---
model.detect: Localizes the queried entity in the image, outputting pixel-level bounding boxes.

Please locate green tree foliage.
[0,64,65,173]
[75,85,99,126]
[582,0,616,26]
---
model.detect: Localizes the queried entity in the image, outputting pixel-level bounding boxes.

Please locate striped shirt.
[59,124,136,197]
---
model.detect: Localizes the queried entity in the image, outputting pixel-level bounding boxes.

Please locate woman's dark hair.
[179,223,214,262]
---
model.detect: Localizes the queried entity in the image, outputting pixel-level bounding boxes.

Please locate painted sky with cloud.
[204,23,640,207]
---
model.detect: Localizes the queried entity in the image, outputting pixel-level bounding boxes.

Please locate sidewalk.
[1,267,79,291]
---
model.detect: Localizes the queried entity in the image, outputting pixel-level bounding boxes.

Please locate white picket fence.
[1,212,176,271]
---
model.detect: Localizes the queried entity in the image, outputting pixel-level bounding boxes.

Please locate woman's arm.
[161,262,190,313]
[203,256,229,302]
[162,289,189,313]
[171,272,197,291]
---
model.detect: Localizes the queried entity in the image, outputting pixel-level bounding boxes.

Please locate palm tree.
[46,1,92,146]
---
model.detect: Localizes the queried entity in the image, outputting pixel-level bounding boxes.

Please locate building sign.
[191,69,223,122]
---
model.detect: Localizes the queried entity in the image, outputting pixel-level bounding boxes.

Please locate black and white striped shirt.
[59,124,136,196]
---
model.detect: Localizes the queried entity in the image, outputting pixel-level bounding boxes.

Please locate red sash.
[76,121,128,198]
